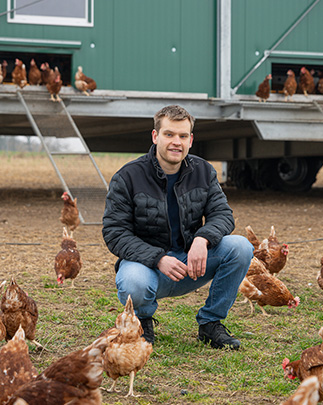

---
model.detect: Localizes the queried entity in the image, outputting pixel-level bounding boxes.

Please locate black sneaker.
[198,321,240,350]
[139,317,159,345]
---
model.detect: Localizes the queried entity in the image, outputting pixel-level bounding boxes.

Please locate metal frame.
[17,90,111,225]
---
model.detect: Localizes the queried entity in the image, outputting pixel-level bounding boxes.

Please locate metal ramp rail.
[17,90,109,225]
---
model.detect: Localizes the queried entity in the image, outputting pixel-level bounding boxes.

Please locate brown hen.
[0,325,38,404]
[2,60,7,82]
[282,327,323,402]
[46,66,62,102]
[55,227,82,288]
[256,74,272,102]
[299,67,315,97]
[283,70,297,102]
[28,59,42,85]
[280,375,319,405]
[239,257,300,316]
[99,295,153,397]
[12,59,27,88]
[75,66,97,96]
[0,280,6,340]
[246,225,289,276]
[40,62,54,85]
[1,277,41,348]
[60,191,80,236]
[7,329,120,405]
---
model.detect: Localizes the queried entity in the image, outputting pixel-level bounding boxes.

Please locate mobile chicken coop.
[1,0,323,200]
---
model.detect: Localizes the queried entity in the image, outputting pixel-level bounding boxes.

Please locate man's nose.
[172,135,181,144]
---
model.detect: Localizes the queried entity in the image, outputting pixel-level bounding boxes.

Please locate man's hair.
[153,105,195,133]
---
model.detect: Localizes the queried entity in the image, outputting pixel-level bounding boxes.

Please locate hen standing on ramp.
[99,295,153,397]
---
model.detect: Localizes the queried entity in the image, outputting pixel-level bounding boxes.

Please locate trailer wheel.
[271,157,321,192]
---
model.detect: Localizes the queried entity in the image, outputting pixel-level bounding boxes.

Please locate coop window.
[7,0,93,27]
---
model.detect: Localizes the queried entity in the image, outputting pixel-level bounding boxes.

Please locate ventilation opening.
[0,51,72,86]
[271,62,323,94]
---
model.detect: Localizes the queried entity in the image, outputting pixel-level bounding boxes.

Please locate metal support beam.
[216,0,231,100]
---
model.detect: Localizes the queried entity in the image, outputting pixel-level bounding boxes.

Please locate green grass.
[13,282,319,404]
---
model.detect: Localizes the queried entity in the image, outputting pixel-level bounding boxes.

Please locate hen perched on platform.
[75,66,97,96]
[256,74,272,102]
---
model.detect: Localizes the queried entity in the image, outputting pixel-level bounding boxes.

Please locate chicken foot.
[104,379,121,393]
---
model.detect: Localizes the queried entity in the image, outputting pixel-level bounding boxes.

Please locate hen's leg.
[259,305,271,316]
[70,279,76,289]
[248,299,255,315]
[106,379,120,393]
[30,339,49,351]
[125,371,139,397]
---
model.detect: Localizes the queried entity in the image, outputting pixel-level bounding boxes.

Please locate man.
[102,105,253,349]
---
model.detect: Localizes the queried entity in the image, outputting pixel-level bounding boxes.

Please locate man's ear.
[189,133,194,148]
[152,129,158,144]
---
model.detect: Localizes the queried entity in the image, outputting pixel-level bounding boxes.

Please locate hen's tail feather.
[245,225,260,249]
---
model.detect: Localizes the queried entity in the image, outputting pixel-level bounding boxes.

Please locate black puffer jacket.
[102,145,235,271]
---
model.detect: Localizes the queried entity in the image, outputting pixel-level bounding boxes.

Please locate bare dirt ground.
[1,153,323,404]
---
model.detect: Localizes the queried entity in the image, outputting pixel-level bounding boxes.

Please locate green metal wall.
[2,0,322,97]
[0,0,216,95]
[232,0,323,94]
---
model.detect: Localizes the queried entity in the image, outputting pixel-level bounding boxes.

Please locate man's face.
[152,117,193,173]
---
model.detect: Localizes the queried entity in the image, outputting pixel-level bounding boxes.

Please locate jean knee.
[224,235,254,264]
[116,262,157,308]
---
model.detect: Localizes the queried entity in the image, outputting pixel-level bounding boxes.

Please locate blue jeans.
[115,235,253,325]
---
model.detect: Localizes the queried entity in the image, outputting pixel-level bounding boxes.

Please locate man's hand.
[157,256,188,282]
[187,237,209,280]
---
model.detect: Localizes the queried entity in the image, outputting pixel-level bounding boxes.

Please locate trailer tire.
[271,157,321,192]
